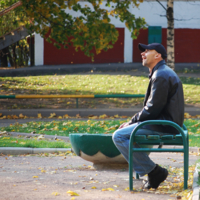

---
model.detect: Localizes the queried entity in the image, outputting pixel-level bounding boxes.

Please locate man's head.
[138,43,167,70]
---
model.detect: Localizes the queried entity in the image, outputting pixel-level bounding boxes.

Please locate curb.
[1,107,200,118]
[193,165,200,200]
[0,147,71,155]
[7,132,70,142]
[2,132,200,154]
[0,62,199,77]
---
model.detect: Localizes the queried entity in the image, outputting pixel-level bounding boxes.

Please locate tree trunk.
[12,44,17,68]
[0,47,8,67]
[167,0,175,70]
[7,47,14,67]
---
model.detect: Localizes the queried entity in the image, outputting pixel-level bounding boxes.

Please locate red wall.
[133,28,200,63]
[174,29,200,63]
[44,28,124,65]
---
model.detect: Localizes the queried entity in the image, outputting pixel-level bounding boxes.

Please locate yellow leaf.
[99,114,108,119]
[19,113,24,118]
[37,113,42,118]
[2,137,10,140]
[32,176,38,178]
[48,113,56,118]
[102,188,115,191]
[19,142,26,145]
[124,187,129,191]
[52,192,60,196]
[184,112,191,118]
[70,197,76,200]
[91,186,97,189]
[37,135,44,140]
[63,114,70,118]
[67,190,79,196]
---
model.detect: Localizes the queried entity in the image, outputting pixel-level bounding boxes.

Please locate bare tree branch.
[0,1,22,17]
[159,14,200,21]
[156,0,167,11]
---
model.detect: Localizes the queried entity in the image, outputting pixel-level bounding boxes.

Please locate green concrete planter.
[69,133,151,164]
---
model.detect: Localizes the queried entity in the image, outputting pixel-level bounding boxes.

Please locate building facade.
[35,0,200,65]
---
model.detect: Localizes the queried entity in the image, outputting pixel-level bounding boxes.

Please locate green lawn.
[0,75,148,95]
[0,136,71,148]
[1,74,200,109]
[1,118,200,148]
[0,119,126,136]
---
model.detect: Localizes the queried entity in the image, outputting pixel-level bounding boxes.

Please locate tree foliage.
[0,0,29,36]
[0,0,30,67]
[21,0,146,58]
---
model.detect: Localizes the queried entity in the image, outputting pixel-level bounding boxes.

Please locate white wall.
[34,33,44,66]
[35,1,200,65]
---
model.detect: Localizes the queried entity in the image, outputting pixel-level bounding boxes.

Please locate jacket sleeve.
[130,76,169,124]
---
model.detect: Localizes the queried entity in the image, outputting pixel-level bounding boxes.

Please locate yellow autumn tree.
[0,0,30,67]
[20,0,146,58]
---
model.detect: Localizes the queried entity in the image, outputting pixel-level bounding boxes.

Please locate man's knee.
[112,129,121,143]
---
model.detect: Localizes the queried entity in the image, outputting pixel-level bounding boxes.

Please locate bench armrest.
[129,120,188,151]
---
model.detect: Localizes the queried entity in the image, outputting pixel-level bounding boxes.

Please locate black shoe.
[143,164,168,189]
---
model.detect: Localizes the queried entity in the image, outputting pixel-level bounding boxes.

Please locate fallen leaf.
[52,192,60,196]
[48,113,56,118]
[37,135,44,140]
[37,113,42,118]
[67,190,79,196]
[19,113,24,118]
[102,188,115,191]
[19,142,26,145]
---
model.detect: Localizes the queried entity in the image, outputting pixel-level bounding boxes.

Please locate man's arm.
[129,76,169,125]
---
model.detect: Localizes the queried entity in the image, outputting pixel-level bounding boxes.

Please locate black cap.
[138,43,167,59]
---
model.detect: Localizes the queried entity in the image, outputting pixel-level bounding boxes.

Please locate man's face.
[141,49,157,67]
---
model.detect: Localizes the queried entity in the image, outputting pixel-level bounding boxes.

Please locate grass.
[0,75,148,109]
[0,136,71,148]
[0,119,126,136]
[1,118,200,147]
[0,75,148,95]
[2,74,200,109]
[1,74,200,109]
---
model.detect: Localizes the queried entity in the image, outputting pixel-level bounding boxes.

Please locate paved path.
[0,152,198,200]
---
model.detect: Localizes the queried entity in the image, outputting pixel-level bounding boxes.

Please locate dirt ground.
[0,152,198,200]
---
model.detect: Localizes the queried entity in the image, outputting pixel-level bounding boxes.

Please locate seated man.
[112,43,184,189]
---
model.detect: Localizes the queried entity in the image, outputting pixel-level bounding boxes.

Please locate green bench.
[129,120,189,190]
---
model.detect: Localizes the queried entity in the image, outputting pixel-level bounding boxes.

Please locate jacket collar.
[148,60,166,79]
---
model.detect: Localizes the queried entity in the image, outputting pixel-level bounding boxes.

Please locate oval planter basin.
[69,133,152,165]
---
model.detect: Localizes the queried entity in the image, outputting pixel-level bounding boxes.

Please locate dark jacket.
[130,60,184,134]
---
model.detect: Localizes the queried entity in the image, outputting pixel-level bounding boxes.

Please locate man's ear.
[155,53,162,59]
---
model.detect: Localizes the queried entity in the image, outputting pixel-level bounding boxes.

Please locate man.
[112,43,184,189]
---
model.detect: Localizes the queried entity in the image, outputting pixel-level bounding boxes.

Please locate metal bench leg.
[184,147,189,189]
[129,154,133,191]
[136,173,139,179]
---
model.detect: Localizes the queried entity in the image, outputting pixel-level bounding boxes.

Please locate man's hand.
[118,122,130,129]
